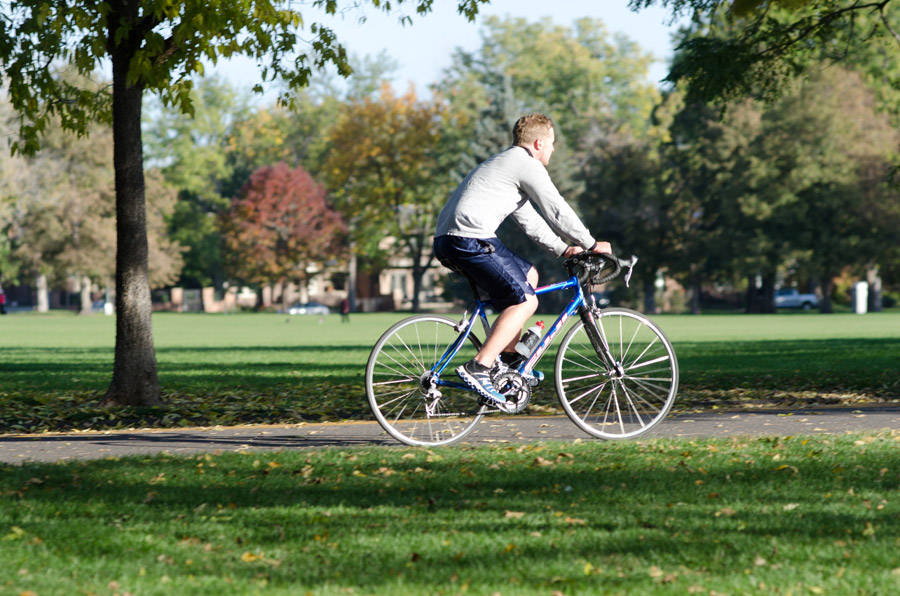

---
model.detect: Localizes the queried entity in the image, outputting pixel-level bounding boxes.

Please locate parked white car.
[287,301,331,315]
[774,288,818,310]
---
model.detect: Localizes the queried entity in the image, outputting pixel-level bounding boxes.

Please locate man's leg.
[475,266,539,366]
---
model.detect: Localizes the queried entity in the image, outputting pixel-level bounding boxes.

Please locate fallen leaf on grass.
[505,511,525,519]
[3,526,26,541]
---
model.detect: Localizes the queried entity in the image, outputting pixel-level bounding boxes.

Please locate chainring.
[492,371,532,414]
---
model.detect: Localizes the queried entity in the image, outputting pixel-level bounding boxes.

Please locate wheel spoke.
[366,315,484,447]
[556,309,678,440]
[376,343,422,379]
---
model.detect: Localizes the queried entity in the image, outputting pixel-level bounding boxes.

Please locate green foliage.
[651,65,900,311]
[225,90,343,197]
[578,112,678,310]
[0,0,488,154]
[631,0,900,104]
[441,15,660,148]
[3,434,900,594]
[0,93,184,290]
[144,77,251,287]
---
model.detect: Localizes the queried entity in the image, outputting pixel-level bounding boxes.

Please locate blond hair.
[512,113,554,146]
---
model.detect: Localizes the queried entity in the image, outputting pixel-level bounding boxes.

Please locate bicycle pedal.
[524,371,544,387]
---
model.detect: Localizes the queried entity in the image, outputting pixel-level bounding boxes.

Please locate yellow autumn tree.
[324,83,452,312]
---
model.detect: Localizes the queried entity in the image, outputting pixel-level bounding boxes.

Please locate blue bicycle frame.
[429,274,589,392]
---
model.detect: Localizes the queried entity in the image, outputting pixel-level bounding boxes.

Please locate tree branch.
[878,3,900,48]
[155,36,180,66]
[757,1,890,60]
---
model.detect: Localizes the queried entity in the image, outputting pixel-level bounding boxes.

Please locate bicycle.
[365,252,679,447]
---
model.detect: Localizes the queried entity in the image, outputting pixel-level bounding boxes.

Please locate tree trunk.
[36,273,49,312]
[409,235,431,313]
[79,275,92,315]
[745,274,760,314]
[102,11,161,407]
[760,273,776,314]
[689,269,701,314]
[643,280,656,314]
[866,264,882,313]
[278,280,290,314]
[819,276,834,313]
[348,249,358,313]
[411,268,423,313]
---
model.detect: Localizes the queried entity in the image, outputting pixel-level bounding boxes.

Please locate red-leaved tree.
[221,163,345,305]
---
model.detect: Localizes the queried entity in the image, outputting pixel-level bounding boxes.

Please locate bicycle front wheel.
[555,308,678,439]
[366,315,485,447]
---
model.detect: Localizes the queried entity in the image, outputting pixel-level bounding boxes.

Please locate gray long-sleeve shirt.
[435,146,595,257]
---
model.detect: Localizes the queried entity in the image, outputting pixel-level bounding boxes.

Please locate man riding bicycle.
[433,113,611,409]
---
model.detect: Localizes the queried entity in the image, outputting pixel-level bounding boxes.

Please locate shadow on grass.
[0,344,373,393]
[0,429,394,450]
[2,441,899,593]
[6,338,898,394]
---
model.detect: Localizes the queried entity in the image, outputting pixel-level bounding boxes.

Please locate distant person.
[340,297,350,323]
[433,113,611,409]
[0,289,6,315]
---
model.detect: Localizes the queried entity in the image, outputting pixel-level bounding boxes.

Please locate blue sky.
[214,1,688,99]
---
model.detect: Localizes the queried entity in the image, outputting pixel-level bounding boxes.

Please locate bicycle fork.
[579,305,622,379]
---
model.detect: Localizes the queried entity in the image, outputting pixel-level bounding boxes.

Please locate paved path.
[1,406,898,464]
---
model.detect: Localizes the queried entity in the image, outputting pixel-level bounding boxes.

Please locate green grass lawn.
[2,433,900,595]
[1,310,898,432]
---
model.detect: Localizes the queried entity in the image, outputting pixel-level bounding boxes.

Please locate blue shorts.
[433,235,534,311]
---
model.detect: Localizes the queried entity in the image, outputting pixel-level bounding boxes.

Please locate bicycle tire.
[555,308,678,439]
[366,314,486,446]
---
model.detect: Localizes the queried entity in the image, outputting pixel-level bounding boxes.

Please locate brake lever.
[622,255,638,288]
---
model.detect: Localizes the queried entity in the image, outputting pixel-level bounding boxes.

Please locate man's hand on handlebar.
[562,241,612,259]
[591,241,612,254]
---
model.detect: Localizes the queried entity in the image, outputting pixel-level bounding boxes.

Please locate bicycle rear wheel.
[555,308,678,439]
[366,315,485,446]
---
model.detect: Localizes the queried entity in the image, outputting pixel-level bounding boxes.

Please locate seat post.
[463,273,482,303]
